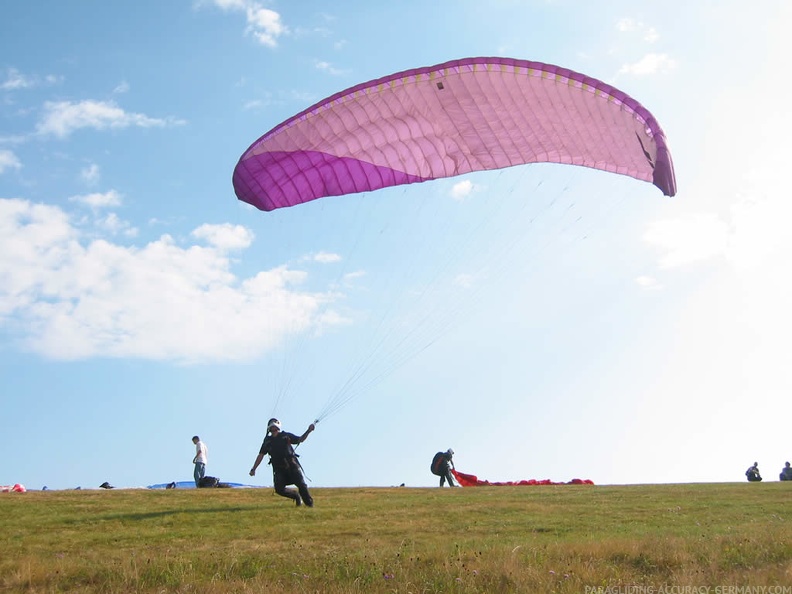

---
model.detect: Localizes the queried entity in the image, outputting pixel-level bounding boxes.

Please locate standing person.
[192,435,207,487]
[431,449,457,487]
[745,461,762,482]
[249,418,316,507]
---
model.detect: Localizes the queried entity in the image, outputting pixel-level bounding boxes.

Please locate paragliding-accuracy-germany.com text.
[584,586,792,594]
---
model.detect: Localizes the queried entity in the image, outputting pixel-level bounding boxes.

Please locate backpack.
[430,452,446,476]
[198,476,219,488]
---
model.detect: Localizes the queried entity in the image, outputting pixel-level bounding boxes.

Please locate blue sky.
[2,1,790,490]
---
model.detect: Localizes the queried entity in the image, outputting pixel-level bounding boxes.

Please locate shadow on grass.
[65,506,261,523]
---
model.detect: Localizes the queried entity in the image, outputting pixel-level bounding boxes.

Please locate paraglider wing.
[233,57,676,211]
[452,469,593,487]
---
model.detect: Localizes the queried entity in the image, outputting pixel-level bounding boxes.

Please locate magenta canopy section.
[233,57,676,212]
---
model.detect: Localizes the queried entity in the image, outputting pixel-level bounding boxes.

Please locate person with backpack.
[192,435,208,487]
[249,418,316,507]
[431,449,457,487]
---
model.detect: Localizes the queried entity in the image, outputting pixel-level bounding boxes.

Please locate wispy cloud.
[643,213,729,269]
[1,68,61,91]
[243,89,316,111]
[643,192,792,274]
[1,68,35,90]
[80,163,101,185]
[453,273,475,289]
[67,190,138,236]
[311,251,342,264]
[619,53,677,76]
[635,275,662,290]
[342,270,365,282]
[69,190,122,209]
[612,17,672,78]
[616,18,659,43]
[95,212,138,237]
[36,100,184,138]
[315,60,349,76]
[0,149,22,173]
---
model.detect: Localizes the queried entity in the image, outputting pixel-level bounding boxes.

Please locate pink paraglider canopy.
[233,57,676,211]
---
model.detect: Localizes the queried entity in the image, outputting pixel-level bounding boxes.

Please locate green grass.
[1,483,790,592]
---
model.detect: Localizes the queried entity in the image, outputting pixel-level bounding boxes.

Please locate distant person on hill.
[780,462,792,481]
[431,449,457,487]
[192,435,208,487]
[745,462,762,482]
[249,418,316,507]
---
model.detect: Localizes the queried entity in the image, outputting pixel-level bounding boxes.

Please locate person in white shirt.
[192,436,208,487]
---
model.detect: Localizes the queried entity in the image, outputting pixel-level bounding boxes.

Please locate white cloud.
[721,194,792,280]
[69,190,122,209]
[619,53,676,76]
[0,199,78,318]
[635,275,662,290]
[36,100,182,138]
[643,191,792,278]
[191,223,254,251]
[208,0,287,47]
[246,6,286,46]
[113,81,130,94]
[95,212,138,237]
[66,191,138,236]
[450,179,476,201]
[0,149,22,173]
[643,213,729,269]
[312,251,342,264]
[0,198,341,363]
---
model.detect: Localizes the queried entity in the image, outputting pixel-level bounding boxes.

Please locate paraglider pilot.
[745,462,762,482]
[431,449,457,487]
[250,418,315,507]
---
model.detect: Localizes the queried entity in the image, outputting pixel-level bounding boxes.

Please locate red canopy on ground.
[0,484,26,493]
[452,469,593,487]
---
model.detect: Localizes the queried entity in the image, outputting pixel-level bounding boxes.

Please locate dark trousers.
[439,467,456,487]
[273,467,313,505]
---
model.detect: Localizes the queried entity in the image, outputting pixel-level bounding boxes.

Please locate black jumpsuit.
[259,431,313,506]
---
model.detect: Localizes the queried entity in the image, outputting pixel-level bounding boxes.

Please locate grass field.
[1,482,790,593]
